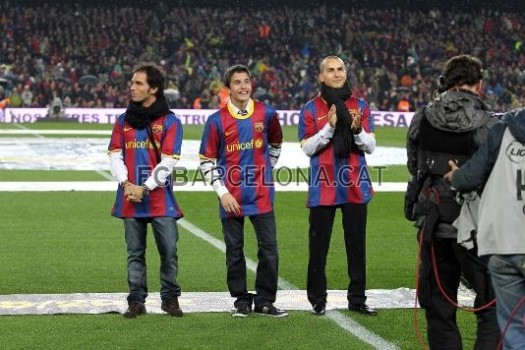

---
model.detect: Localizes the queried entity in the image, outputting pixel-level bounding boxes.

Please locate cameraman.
[47,97,65,119]
[406,55,500,349]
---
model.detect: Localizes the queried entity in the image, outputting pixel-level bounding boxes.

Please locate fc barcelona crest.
[254,122,264,133]
[152,124,163,134]
[349,109,361,119]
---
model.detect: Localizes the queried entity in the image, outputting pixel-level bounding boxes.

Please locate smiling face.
[227,71,252,109]
[130,71,157,107]
[319,56,347,89]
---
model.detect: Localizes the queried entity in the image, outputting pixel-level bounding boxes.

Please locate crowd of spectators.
[1,0,525,112]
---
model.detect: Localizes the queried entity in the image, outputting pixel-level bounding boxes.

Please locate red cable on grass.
[423,186,496,312]
[430,243,496,312]
[413,186,495,350]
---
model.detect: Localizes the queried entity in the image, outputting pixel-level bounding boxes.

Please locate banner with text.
[0,108,414,127]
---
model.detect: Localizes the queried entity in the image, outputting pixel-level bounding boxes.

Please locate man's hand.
[328,104,337,128]
[220,193,242,215]
[351,108,362,134]
[443,160,459,182]
[124,183,144,203]
[123,181,133,197]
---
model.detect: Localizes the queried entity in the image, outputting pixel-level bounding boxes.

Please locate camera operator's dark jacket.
[406,90,499,238]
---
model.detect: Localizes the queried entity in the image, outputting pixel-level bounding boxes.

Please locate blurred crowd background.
[1,0,524,112]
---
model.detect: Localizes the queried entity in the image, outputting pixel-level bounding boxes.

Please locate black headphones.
[437,75,447,93]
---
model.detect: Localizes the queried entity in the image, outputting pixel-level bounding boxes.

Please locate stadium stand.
[1,0,525,112]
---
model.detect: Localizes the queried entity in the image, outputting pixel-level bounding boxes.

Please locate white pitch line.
[0,181,406,192]
[0,129,111,135]
[96,169,114,181]
[177,218,399,350]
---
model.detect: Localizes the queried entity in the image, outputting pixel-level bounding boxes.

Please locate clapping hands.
[351,108,362,134]
[328,105,363,134]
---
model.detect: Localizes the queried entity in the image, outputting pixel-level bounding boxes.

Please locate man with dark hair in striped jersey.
[199,64,287,318]
[109,62,184,319]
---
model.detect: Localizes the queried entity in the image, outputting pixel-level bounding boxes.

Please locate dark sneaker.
[254,304,288,318]
[348,303,377,316]
[232,304,251,318]
[312,303,326,316]
[123,302,146,319]
[161,298,183,317]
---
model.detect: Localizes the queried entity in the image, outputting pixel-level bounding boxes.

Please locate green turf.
[0,309,479,350]
[0,125,481,349]
[0,313,380,350]
[0,165,409,183]
[0,192,415,293]
[0,170,110,182]
[0,123,407,146]
[374,126,408,148]
[0,191,478,349]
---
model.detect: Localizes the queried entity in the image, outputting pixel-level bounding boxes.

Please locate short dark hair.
[442,54,483,91]
[223,64,250,88]
[319,55,345,72]
[133,62,165,98]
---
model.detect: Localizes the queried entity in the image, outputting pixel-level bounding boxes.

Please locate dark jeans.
[307,203,368,306]
[124,217,181,304]
[418,238,500,350]
[221,211,278,308]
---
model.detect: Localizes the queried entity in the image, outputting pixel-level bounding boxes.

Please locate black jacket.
[406,90,499,238]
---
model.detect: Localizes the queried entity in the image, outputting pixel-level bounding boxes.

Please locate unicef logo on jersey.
[226,138,264,153]
[506,141,525,163]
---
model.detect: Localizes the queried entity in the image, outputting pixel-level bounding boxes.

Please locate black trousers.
[418,238,500,350]
[221,211,278,308]
[307,203,368,306]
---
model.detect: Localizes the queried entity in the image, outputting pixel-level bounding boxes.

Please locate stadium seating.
[1,0,524,112]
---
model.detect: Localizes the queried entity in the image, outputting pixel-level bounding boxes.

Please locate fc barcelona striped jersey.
[108,113,184,219]
[199,100,283,218]
[298,95,374,208]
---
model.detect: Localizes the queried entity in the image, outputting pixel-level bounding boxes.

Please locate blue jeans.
[124,217,181,304]
[488,254,525,350]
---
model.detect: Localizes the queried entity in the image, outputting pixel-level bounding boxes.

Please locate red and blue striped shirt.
[298,95,374,208]
[108,113,184,219]
[199,100,283,218]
